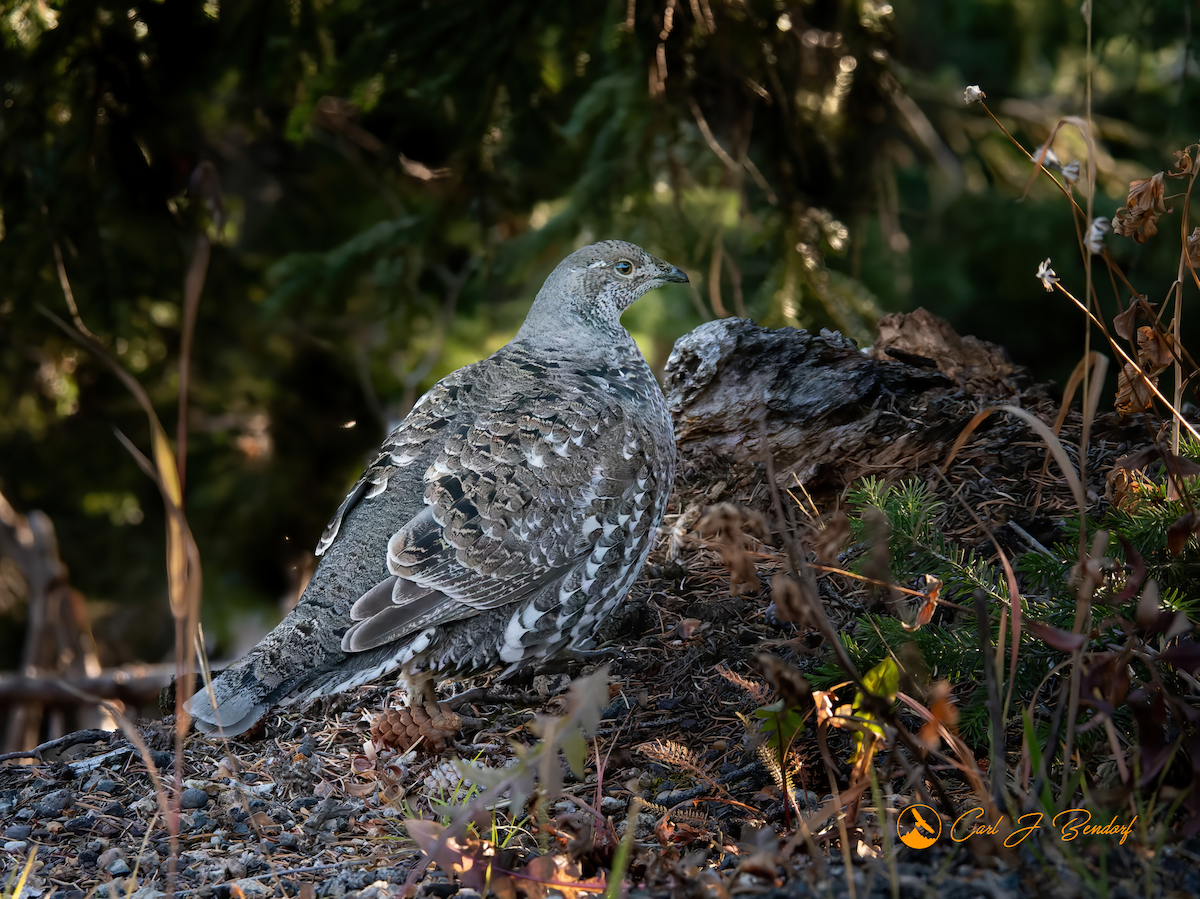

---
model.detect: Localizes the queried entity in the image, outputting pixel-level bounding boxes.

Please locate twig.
[50,238,99,341]
[0,729,112,764]
[973,590,1007,814]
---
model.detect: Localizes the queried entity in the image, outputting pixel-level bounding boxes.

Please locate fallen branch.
[0,666,175,705]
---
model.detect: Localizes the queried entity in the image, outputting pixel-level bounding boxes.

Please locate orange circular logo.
[897,804,941,849]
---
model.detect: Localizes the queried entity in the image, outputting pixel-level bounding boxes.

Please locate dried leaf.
[814,508,852,564]
[1167,511,1200,556]
[1113,302,1140,342]
[519,854,585,899]
[1077,651,1129,731]
[1027,620,1087,652]
[1136,326,1174,372]
[1113,172,1169,243]
[696,503,767,595]
[918,681,957,750]
[1159,640,1200,673]
[1115,362,1157,415]
[812,691,835,726]
[754,653,810,709]
[1136,579,1162,630]
[1127,172,1167,213]
[768,572,815,627]
[1130,688,1173,786]
[404,819,499,892]
[861,506,893,586]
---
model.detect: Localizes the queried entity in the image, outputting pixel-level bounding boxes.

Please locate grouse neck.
[515,296,637,353]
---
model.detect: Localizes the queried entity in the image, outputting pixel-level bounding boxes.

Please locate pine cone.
[370,704,463,753]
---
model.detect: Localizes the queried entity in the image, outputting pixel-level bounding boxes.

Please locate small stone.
[278,832,300,849]
[601,695,637,719]
[230,878,271,897]
[794,790,821,813]
[180,788,210,810]
[36,789,73,814]
[4,824,32,840]
[149,751,173,771]
[105,859,131,876]
[95,780,117,795]
[533,673,571,700]
[3,840,28,851]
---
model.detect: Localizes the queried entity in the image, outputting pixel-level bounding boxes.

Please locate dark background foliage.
[1,0,1196,666]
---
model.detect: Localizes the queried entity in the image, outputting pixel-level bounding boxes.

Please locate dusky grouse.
[186,240,687,735]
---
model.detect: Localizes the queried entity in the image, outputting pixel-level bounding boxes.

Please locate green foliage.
[753,699,807,757]
[848,657,899,762]
[1102,438,1200,593]
[829,478,1059,744]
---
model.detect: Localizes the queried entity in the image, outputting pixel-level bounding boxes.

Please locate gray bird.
[185,240,687,735]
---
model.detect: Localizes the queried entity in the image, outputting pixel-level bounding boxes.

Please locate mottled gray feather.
[186,240,684,735]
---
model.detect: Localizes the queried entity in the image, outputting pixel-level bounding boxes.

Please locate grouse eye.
[614,259,634,276]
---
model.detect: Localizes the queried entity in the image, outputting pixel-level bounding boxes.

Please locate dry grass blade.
[40,307,200,623]
[942,404,1086,513]
[50,679,176,830]
[176,233,211,490]
[2,847,37,899]
[1034,352,1106,512]
[1019,116,1096,209]
[896,691,995,818]
[40,304,203,890]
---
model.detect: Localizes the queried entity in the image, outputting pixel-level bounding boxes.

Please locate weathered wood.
[662,311,1057,507]
[0,490,112,751]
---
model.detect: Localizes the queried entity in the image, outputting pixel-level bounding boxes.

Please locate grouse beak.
[663,265,689,284]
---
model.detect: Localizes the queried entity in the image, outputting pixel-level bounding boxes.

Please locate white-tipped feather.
[186,240,683,737]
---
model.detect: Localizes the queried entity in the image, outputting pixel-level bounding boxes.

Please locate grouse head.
[521,240,689,338]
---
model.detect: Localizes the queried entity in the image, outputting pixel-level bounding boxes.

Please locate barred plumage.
[185,241,686,736]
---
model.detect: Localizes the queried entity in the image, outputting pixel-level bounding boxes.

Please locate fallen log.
[661,309,1146,530]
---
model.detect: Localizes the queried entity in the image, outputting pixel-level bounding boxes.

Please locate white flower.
[964,85,986,105]
[1035,143,1062,172]
[1036,258,1059,292]
[1086,217,1110,255]
[1061,160,1080,186]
